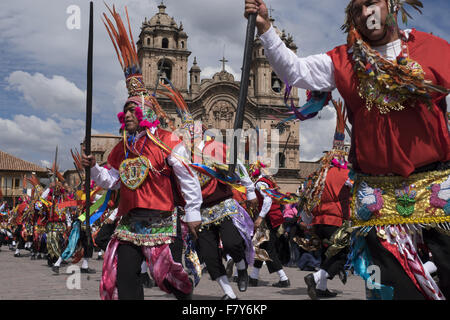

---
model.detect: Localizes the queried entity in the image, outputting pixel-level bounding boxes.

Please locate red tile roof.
[0,150,47,172]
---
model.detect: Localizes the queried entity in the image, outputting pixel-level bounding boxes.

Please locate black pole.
[345,124,352,137]
[84,1,94,248]
[282,131,292,155]
[228,13,256,176]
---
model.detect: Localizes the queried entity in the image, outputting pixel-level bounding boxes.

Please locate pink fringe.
[251,169,260,177]
[142,244,192,295]
[117,108,159,130]
[134,106,143,121]
[99,239,192,300]
[100,238,119,300]
[331,158,348,169]
[139,119,160,129]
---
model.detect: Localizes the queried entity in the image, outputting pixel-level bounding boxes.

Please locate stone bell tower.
[137,1,191,94]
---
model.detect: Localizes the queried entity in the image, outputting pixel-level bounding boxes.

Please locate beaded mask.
[342,0,448,114]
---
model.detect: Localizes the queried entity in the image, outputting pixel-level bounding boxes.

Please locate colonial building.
[78,2,307,193]
[136,2,302,192]
[0,150,47,206]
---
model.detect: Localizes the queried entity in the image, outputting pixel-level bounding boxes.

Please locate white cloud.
[40,160,51,168]
[5,71,87,116]
[0,0,448,168]
[112,80,129,113]
[0,114,87,170]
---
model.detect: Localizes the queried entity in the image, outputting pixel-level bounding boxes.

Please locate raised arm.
[245,0,335,91]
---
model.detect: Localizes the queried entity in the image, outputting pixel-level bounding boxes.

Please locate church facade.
[137,2,302,192]
[75,3,304,193]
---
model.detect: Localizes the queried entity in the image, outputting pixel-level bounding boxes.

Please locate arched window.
[162,38,169,48]
[180,41,185,49]
[147,38,151,46]
[262,49,265,56]
[158,60,172,83]
[278,153,286,168]
[271,71,282,93]
[194,75,198,83]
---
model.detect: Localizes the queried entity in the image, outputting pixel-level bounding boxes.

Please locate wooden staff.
[228,13,257,176]
[84,1,94,248]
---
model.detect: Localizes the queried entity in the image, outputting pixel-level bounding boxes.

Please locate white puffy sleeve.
[259,25,336,92]
[167,143,202,223]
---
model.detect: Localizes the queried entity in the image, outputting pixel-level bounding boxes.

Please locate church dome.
[190,57,201,72]
[178,23,187,38]
[149,2,178,29]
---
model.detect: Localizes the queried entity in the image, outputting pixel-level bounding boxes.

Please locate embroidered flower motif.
[429,175,450,215]
[395,183,417,217]
[356,182,384,221]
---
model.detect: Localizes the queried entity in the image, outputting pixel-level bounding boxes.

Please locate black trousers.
[14,225,25,249]
[314,224,349,280]
[196,218,246,280]
[116,215,183,300]
[253,220,283,273]
[95,223,116,252]
[32,234,47,253]
[79,228,93,258]
[365,227,450,300]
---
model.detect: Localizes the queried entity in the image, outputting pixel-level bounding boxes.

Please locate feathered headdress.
[70,148,85,190]
[26,174,43,201]
[102,4,168,130]
[48,160,65,184]
[299,98,349,216]
[248,160,268,179]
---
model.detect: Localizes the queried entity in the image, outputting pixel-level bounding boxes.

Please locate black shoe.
[52,266,60,275]
[272,279,291,288]
[14,252,21,257]
[302,266,316,272]
[339,269,347,285]
[248,276,258,287]
[316,289,338,298]
[237,269,249,292]
[37,254,42,260]
[80,267,96,274]
[97,255,103,260]
[140,273,154,289]
[221,294,238,300]
[30,254,36,260]
[304,273,318,300]
[226,259,234,279]
[164,278,193,300]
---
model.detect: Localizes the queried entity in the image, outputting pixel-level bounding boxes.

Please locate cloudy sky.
[0,0,448,170]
